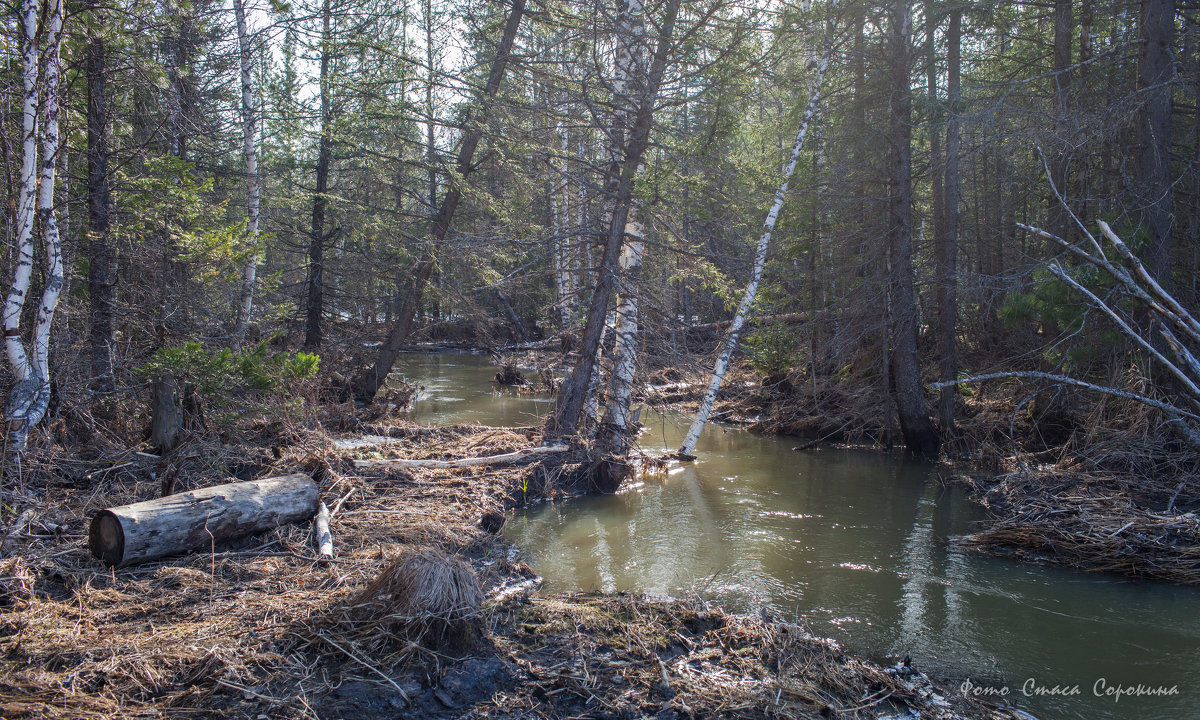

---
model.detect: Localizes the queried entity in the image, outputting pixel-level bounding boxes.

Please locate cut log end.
[88,510,125,567]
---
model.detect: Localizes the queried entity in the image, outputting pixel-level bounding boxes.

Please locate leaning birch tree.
[675,10,834,459]
[232,0,262,341]
[4,0,65,451]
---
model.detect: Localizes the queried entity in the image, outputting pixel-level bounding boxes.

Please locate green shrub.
[744,326,799,376]
[142,340,320,411]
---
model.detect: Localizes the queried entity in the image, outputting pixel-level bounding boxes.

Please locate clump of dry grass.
[349,546,483,646]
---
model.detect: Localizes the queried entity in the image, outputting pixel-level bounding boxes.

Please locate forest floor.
[0,418,1024,720]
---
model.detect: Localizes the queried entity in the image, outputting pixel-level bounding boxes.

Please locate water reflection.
[392,352,1200,720]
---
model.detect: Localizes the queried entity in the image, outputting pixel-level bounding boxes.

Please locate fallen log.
[354,444,569,469]
[686,311,809,333]
[88,473,319,567]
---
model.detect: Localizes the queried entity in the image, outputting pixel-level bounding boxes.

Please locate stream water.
[393,351,1200,720]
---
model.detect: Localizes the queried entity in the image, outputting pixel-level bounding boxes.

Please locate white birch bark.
[3,0,40,385]
[676,38,832,458]
[553,124,572,329]
[233,0,260,340]
[6,0,64,451]
[593,0,646,448]
[600,225,644,432]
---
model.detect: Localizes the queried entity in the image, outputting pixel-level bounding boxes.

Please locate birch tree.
[544,0,681,445]
[675,7,834,459]
[233,0,262,341]
[593,0,648,457]
[4,0,65,451]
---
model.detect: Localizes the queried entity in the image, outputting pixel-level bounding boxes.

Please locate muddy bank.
[0,421,1021,719]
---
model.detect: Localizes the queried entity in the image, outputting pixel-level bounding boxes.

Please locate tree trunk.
[86,1,117,395]
[596,228,644,456]
[1047,0,1073,255]
[4,0,64,452]
[937,7,961,433]
[676,19,832,458]
[151,375,184,454]
[233,0,261,341]
[3,0,42,440]
[886,0,939,457]
[304,0,333,350]
[1136,0,1173,285]
[545,0,681,443]
[355,0,526,403]
[88,474,319,567]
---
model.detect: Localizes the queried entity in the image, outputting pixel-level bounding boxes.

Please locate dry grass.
[343,547,484,647]
[487,594,1017,720]
[0,415,536,719]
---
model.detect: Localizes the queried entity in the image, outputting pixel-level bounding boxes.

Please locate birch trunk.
[597,228,643,450]
[553,125,572,329]
[676,33,832,459]
[233,0,260,341]
[5,0,64,451]
[592,0,646,457]
[3,0,40,389]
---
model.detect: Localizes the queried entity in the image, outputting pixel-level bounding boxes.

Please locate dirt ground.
[0,414,1030,720]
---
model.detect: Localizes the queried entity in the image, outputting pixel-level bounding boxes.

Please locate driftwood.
[314,501,333,560]
[88,473,319,567]
[354,445,568,469]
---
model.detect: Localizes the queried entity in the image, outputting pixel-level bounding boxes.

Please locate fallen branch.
[685,312,809,333]
[931,370,1200,450]
[314,502,333,561]
[354,444,569,469]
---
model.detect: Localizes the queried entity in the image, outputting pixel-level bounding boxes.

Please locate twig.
[314,631,410,701]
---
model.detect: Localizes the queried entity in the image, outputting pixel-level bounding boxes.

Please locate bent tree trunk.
[233,0,261,341]
[88,474,319,567]
[676,26,832,459]
[545,0,681,443]
[355,0,526,404]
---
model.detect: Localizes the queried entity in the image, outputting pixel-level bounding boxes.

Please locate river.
[392,351,1200,720]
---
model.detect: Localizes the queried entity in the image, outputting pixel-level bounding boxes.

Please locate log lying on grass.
[89,473,319,567]
[354,444,568,469]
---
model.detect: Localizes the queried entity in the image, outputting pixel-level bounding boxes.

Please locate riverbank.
[0,419,1023,719]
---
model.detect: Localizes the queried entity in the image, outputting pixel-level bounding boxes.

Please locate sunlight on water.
[397,351,1200,720]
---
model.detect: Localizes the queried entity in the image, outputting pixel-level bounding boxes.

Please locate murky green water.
[396,351,1200,720]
